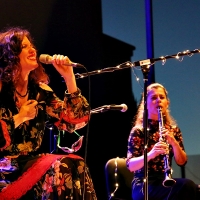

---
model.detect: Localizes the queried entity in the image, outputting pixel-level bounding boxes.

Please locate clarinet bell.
[163,174,176,187]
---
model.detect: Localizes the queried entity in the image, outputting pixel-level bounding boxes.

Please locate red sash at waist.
[0,153,83,200]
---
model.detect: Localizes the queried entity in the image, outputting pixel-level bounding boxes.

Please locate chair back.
[105,157,134,200]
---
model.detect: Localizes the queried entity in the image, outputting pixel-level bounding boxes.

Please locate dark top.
[127,119,185,178]
[0,80,90,157]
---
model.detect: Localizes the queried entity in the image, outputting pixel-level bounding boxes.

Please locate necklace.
[15,89,29,98]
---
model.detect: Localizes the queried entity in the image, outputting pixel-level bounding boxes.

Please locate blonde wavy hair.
[132,83,177,129]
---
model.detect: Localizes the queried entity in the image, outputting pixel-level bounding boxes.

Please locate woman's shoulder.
[130,126,143,134]
[166,123,178,130]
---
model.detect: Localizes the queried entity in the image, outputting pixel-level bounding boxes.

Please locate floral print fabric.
[0,81,97,199]
[0,82,90,155]
[40,156,96,200]
[127,119,185,176]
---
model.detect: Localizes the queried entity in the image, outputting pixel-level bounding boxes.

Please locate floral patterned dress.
[0,81,97,200]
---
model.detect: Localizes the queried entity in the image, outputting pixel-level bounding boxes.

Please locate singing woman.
[0,26,97,200]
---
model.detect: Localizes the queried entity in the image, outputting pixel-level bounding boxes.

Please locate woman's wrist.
[171,140,180,148]
[13,114,24,128]
[147,152,154,161]
[65,88,81,98]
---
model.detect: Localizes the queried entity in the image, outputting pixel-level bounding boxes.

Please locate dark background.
[0,1,138,199]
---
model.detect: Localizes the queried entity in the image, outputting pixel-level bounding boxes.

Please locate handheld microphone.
[39,54,84,67]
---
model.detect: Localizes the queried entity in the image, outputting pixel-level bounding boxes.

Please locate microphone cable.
[73,64,91,200]
[81,65,91,200]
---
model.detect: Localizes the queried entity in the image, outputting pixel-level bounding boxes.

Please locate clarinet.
[157,107,176,187]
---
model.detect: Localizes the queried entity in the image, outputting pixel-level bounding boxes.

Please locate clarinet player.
[126,83,200,200]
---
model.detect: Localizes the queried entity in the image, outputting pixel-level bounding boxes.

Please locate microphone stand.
[90,107,107,114]
[90,104,127,113]
[141,64,151,200]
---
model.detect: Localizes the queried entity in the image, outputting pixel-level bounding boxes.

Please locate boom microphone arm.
[74,49,200,79]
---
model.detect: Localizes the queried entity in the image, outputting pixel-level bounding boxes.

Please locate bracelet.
[65,88,81,98]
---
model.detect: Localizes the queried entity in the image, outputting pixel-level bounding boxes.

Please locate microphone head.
[121,104,128,112]
[39,54,52,64]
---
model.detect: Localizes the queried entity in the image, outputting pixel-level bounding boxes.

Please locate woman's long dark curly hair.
[0,26,49,86]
